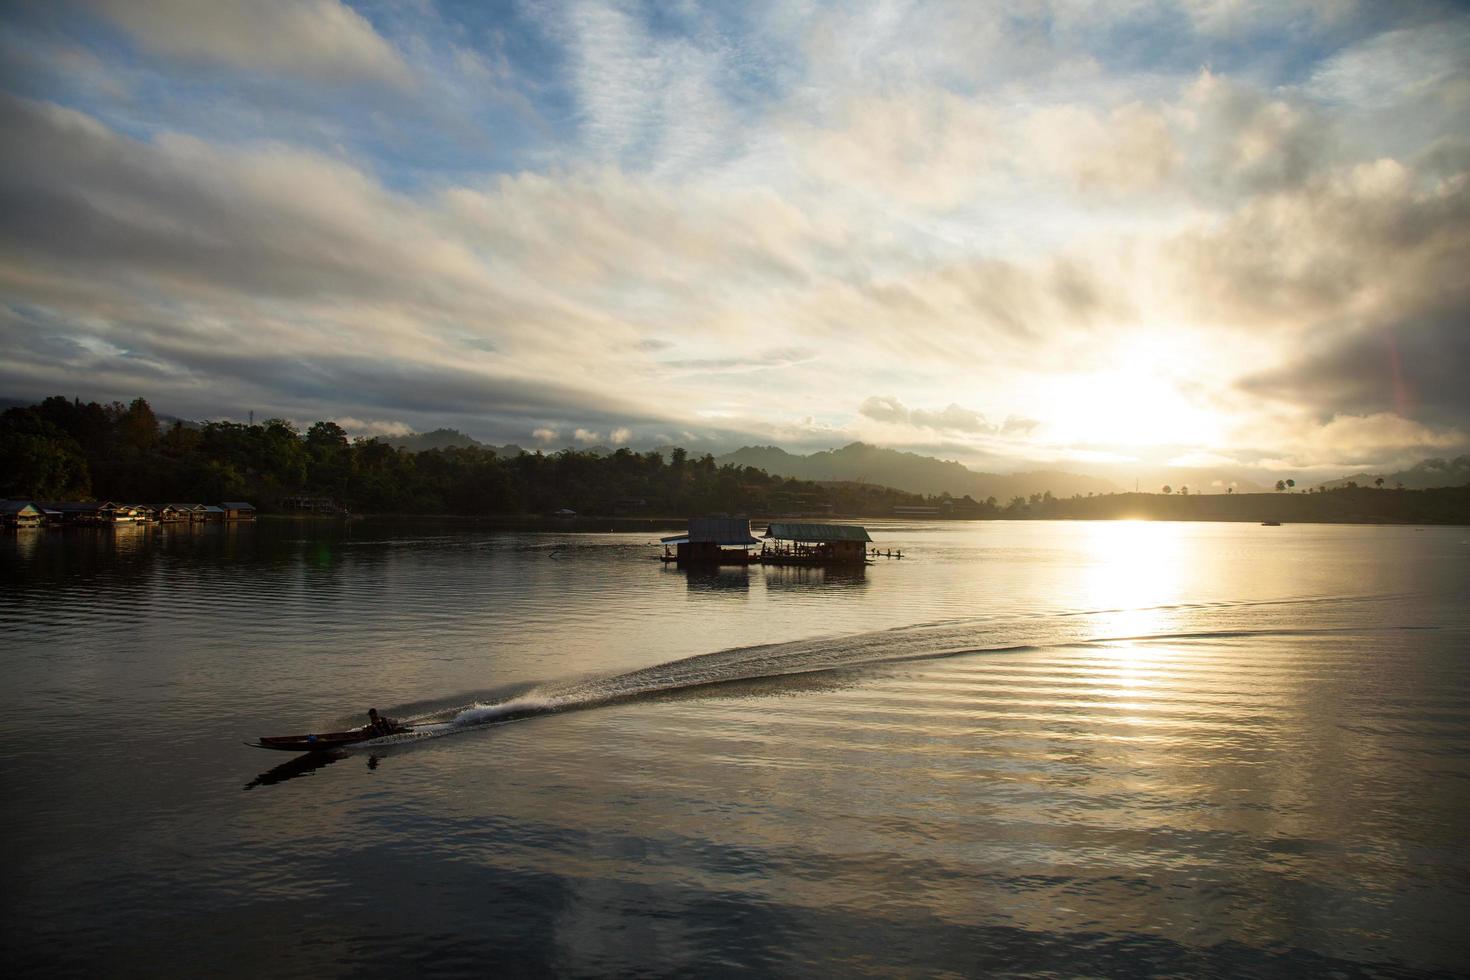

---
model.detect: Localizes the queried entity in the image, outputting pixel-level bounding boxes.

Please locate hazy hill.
[1319,455,1470,491]
[392,429,530,457]
[715,442,1118,500]
[393,428,484,452]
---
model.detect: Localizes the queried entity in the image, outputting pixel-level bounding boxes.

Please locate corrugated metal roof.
[764,522,872,543]
[220,501,256,510]
[664,517,759,545]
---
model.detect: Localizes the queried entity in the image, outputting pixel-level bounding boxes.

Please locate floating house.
[159,503,204,523]
[199,505,225,522]
[762,522,873,566]
[1,500,43,528]
[661,517,760,565]
[37,501,141,524]
[220,502,256,521]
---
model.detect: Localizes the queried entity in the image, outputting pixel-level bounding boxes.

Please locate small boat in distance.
[249,721,412,752]
[1261,520,1282,526]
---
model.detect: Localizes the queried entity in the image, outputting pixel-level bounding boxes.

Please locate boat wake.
[352,592,1422,752]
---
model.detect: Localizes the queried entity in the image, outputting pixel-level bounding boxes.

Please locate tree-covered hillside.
[0,396,928,516]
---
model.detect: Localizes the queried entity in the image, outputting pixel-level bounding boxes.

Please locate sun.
[1033,337,1228,451]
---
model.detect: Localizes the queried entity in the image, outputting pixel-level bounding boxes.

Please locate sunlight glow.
[1077,521,1187,643]
[1035,338,1228,450]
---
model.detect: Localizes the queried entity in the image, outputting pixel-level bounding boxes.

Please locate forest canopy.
[0,396,933,516]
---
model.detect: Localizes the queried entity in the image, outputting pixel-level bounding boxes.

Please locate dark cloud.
[1,96,482,306]
[1209,146,1470,431]
[1238,309,1470,427]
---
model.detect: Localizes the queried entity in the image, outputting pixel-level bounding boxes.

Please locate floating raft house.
[762,522,873,565]
[661,517,760,565]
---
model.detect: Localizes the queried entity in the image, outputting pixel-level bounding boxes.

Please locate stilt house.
[661,517,760,565]
[762,523,873,565]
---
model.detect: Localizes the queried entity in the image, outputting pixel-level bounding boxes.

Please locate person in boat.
[365,708,397,736]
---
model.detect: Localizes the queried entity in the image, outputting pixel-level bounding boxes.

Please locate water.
[2,519,1468,977]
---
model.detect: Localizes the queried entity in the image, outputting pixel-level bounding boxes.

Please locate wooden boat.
[249,723,412,752]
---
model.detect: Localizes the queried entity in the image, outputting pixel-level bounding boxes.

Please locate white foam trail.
[344,595,1400,752]
[342,695,564,751]
[450,695,561,726]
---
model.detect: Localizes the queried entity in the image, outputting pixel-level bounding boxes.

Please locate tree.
[1375,477,1385,489]
[306,420,349,456]
[260,419,308,488]
[1180,485,1188,496]
[1162,485,1172,494]
[0,408,92,499]
[1275,480,1286,492]
[160,420,200,458]
[116,397,160,452]
[1286,479,1295,491]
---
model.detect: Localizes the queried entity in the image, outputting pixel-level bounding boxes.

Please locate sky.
[1,0,1467,482]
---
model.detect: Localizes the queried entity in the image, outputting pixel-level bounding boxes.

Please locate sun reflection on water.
[1077,520,1191,643]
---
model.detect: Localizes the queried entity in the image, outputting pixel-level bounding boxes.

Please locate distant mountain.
[391,429,538,457]
[392,428,482,451]
[1319,455,1470,491]
[715,442,1118,500]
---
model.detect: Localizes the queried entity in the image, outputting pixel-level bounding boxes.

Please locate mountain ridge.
[714,442,1119,500]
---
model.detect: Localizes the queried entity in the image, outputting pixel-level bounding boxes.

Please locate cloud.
[541,0,746,173]
[859,396,1029,435]
[2,2,1468,481]
[532,427,558,443]
[1180,69,1335,195]
[1025,102,1180,195]
[1257,412,1469,470]
[1307,20,1470,110]
[89,0,414,90]
[1001,415,1041,436]
[333,416,412,439]
[609,427,632,445]
[1169,451,1243,469]
[573,428,600,444]
[1208,159,1470,427]
[665,347,815,373]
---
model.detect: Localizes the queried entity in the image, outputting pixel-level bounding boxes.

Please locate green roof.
[764,522,872,543]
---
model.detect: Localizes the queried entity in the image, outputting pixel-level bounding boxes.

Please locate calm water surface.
[2,519,1468,977]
